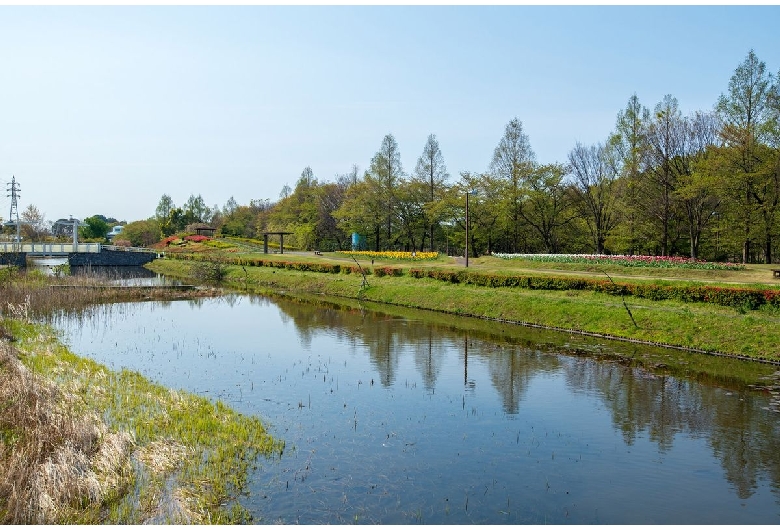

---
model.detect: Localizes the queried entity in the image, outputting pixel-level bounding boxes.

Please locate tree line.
[123,50,779,264]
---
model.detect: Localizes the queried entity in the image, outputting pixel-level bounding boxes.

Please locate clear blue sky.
[1,5,778,224]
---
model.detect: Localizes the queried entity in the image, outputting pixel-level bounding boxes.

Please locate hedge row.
[372,266,404,277]
[168,253,412,277]
[408,268,780,310]
[166,253,366,275]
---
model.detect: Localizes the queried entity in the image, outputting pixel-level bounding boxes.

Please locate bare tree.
[336,164,361,189]
[315,182,349,250]
[568,142,620,254]
[675,111,721,259]
[20,204,49,241]
[643,94,686,256]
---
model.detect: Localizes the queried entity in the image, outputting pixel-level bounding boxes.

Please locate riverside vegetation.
[0,267,283,524]
[150,238,780,363]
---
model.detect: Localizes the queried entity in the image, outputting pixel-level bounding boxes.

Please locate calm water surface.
[28,259,179,286]
[50,294,780,524]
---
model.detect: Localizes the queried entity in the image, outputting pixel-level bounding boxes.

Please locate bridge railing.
[0,242,102,254]
[102,245,157,253]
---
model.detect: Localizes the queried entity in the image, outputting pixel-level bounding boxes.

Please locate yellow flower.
[336,251,438,261]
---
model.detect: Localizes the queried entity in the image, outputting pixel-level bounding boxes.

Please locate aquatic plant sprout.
[492,253,745,271]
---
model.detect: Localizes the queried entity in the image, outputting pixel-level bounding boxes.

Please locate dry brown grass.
[0,267,280,523]
[135,440,204,524]
[0,266,219,321]
[9,273,212,319]
[0,339,135,523]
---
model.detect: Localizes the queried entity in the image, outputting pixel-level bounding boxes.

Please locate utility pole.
[6,176,21,251]
[465,191,470,268]
[465,190,477,267]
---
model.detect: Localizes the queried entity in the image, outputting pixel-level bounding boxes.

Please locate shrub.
[190,259,231,283]
[413,267,780,311]
[372,266,403,277]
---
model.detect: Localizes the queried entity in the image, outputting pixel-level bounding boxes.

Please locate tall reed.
[0,266,216,320]
[0,339,134,523]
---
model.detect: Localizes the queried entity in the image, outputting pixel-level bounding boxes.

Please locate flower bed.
[160,235,182,246]
[493,253,745,271]
[184,234,211,243]
[336,251,439,261]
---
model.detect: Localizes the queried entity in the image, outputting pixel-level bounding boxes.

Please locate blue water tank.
[351,233,366,250]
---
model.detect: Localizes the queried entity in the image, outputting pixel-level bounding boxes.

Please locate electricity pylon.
[6,176,21,251]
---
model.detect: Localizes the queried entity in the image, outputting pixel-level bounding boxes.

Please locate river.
[49,292,780,524]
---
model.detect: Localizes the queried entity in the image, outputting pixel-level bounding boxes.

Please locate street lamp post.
[465,190,477,267]
[465,191,470,268]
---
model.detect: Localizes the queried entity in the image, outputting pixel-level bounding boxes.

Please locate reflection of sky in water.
[27,257,68,276]
[52,296,780,524]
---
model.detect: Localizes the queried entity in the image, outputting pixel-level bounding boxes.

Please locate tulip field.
[336,250,440,261]
[492,253,745,271]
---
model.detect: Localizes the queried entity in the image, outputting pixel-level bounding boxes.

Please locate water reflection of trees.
[561,357,780,500]
[366,317,402,387]
[702,386,780,500]
[480,341,559,414]
[268,296,563,407]
[563,359,696,450]
[267,295,780,504]
[412,330,446,391]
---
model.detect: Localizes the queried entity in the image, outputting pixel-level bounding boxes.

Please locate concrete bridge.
[0,243,161,267]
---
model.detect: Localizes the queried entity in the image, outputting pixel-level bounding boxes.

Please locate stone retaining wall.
[0,252,27,267]
[68,249,159,267]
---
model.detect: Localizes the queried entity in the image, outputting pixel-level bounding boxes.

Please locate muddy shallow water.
[51,293,780,524]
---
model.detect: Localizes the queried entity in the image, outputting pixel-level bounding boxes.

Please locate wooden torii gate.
[262,232,293,254]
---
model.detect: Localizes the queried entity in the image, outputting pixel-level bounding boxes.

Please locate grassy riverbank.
[148,251,780,363]
[0,270,283,524]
